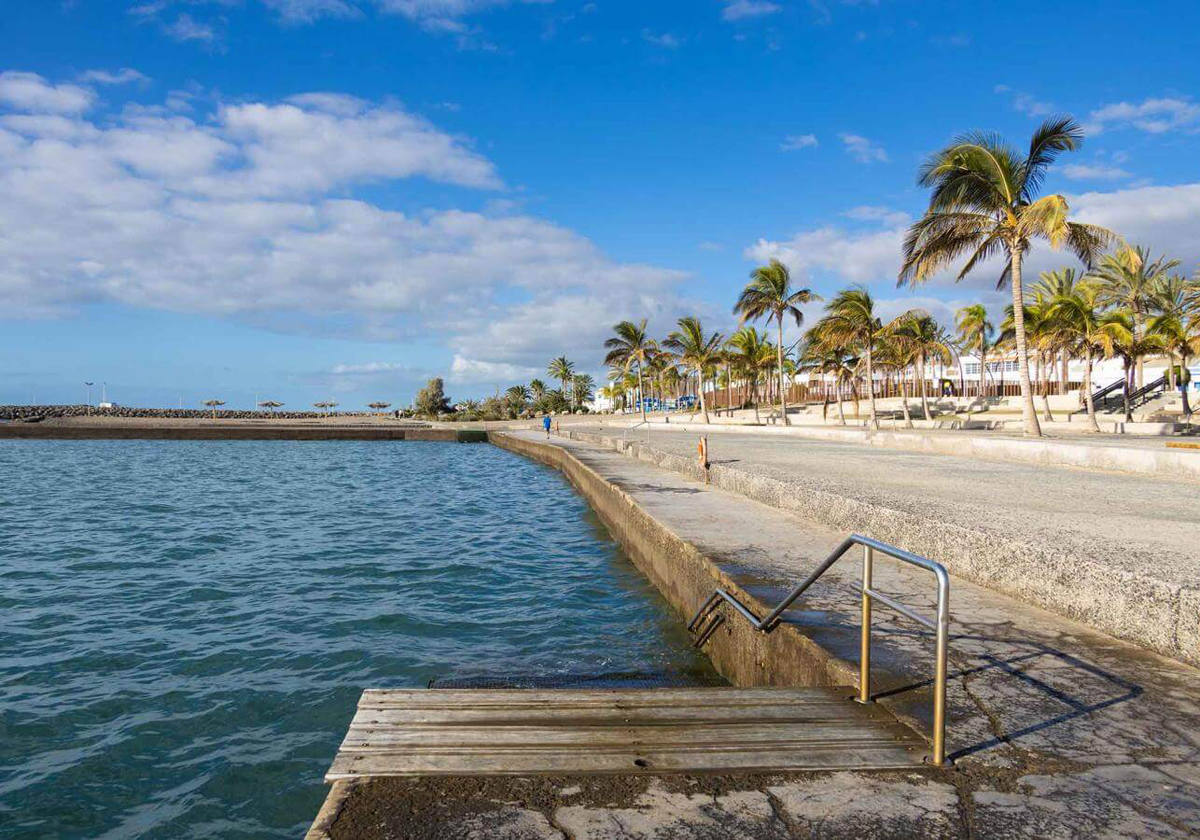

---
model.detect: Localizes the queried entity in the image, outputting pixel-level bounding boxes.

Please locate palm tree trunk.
[1039,353,1055,422]
[865,343,879,430]
[1134,309,1144,390]
[1009,248,1042,436]
[752,376,760,424]
[901,374,913,429]
[699,369,710,423]
[637,363,647,424]
[725,362,733,410]
[775,317,790,425]
[836,382,846,425]
[1123,360,1133,422]
[1059,350,1068,395]
[1084,353,1101,432]
[918,356,930,420]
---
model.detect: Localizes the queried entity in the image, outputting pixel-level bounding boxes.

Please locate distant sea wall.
[0,405,383,421]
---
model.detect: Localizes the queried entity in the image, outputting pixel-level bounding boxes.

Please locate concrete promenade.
[584,415,1200,481]
[314,431,1200,839]
[562,423,1200,667]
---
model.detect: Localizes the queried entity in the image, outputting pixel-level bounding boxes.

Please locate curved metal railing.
[687,534,951,766]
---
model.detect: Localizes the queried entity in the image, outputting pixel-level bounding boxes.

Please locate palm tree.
[604,319,654,423]
[727,326,772,424]
[547,357,575,408]
[892,313,954,420]
[664,316,724,423]
[800,332,858,425]
[900,117,1115,436]
[874,337,915,428]
[529,379,547,402]
[571,373,595,409]
[1034,268,1084,395]
[1091,245,1179,389]
[733,259,818,426]
[505,385,530,416]
[812,287,895,430]
[955,304,995,409]
[1047,281,1123,432]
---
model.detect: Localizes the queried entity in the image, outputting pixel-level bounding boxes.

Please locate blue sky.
[3,0,1199,409]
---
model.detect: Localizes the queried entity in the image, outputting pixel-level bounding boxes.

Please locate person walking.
[543,414,552,438]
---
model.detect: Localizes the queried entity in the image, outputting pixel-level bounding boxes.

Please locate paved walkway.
[324,432,1200,839]
[564,424,1200,666]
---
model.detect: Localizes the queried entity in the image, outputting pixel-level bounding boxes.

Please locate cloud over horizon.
[0,71,688,389]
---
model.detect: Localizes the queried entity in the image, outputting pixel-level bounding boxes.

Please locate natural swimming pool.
[0,440,718,838]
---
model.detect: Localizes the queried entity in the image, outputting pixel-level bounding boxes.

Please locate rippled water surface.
[0,440,717,838]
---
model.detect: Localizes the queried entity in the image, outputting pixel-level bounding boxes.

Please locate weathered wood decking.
[325,687,927,780]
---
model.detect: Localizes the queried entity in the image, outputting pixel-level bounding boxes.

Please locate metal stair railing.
[1128,375,1168,410]
[687,534,951,767]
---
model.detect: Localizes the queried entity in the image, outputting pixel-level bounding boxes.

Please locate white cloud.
[721,0,782,22]
[839,132,887,163]
[994,84,1054,117]
[1059,163,1132,182]
[1072,182,1200,263]
[262,0,361,22]
[449,355,540,384]
[0,71,95,114]
[1084,97,1200,135]
[780,133,818,151]
[747,221,906,285]
[842,205,910,227]
[641,29,683,49]
[166,13,218,42]
[79,68,149,86]
[0,74,688,382]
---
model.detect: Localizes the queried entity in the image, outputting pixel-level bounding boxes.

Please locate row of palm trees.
[592,245,1197,433]
[596,117,1199,437]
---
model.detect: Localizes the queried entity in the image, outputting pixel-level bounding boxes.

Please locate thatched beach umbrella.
[203,399,226,419]
[258,400,284,413]
[313,401,339,416]
[368,401,391,413]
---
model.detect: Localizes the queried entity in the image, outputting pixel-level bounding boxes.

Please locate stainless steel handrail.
[687,534,950,767]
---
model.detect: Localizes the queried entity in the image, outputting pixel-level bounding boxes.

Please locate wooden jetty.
[325,686,927,780]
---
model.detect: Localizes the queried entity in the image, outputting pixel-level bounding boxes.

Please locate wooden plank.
[326,687,927,780]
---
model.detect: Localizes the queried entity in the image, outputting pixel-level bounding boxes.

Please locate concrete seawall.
[0,424,488,442]
[489,432,865,691]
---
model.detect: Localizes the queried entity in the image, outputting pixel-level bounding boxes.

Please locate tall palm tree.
[571,373,595,409]
[529,378,547,402]
[547,357,575,407]
[506,384,530,416]
[1047,281,1124,432]
[812,287,896,430]
[1091,245,1179,389]
[955,304,995,408]
[874,337,915,428]
[1034,268,1084,394]
[727,326,773,424]
[800,332,858,426]
[900,117,1115,437]
[892,313,955,420]
[604,319,654,423]
[733,259,818,426]
[664,316,724,423]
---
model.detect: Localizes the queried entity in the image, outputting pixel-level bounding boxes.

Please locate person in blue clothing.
[543,414,552,437]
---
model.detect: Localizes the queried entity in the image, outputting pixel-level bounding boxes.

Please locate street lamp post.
[84,382,93,415]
